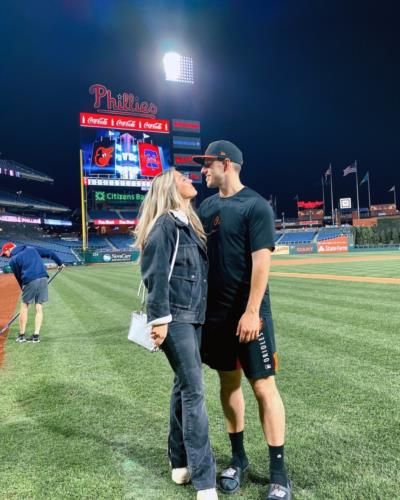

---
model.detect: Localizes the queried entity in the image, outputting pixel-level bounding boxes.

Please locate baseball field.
[0,251,399,499]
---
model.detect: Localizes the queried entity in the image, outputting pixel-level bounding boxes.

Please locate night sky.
[1,0,399,217]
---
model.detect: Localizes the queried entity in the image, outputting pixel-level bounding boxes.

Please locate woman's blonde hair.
[134,168,206,251]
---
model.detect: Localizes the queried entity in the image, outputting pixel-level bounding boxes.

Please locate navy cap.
[192,140,243,166]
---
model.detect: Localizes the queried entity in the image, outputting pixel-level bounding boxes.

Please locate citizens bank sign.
[94,191,145,203]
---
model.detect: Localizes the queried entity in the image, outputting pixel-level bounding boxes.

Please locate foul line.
[270,272,400,285]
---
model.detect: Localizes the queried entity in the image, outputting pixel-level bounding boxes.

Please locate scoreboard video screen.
[80,117,172,187]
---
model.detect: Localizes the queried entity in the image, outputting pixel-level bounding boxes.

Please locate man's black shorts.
[201,314,278,379]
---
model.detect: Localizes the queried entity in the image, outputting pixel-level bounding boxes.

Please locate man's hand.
[151,324,168,348]
[236,311,261,343]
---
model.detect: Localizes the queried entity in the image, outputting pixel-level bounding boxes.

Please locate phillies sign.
[89,84,158,118]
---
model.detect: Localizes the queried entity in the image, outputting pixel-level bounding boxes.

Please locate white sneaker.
[172,467,191,484]
[197,488,218,500]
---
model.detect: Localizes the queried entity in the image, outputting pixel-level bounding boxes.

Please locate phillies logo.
[89,84,158,118]
[94,146,114,167]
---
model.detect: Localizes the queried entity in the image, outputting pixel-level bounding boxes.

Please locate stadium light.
[163,52,194,84]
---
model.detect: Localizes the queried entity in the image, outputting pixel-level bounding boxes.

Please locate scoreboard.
[80,112,172,187]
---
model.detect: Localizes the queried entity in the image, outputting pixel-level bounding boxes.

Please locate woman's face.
[174,170,197,200]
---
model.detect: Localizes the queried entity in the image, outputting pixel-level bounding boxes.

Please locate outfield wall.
[276,235,351,255]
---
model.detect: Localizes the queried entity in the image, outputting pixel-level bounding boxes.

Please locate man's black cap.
[192,140,243,166]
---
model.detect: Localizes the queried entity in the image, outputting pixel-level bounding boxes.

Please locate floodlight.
[163,52,194,84]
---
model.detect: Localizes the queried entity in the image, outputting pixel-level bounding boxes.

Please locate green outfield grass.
[1,257,399,499]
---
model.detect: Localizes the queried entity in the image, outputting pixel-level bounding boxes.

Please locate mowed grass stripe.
[271,260,400,278]
[271,279,400,329]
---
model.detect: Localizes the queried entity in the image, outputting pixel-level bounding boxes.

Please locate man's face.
[201,159,225,189]
[3,250,11,258]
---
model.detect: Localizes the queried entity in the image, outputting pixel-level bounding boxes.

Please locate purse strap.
[167,227,180,282]
[138,227,180,308]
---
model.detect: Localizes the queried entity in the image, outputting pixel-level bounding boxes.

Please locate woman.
[135,168,218,500]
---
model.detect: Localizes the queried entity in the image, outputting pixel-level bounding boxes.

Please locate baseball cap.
[1,242,15,256]
[192,140,243,166]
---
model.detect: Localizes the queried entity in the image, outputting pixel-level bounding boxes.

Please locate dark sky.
[1,0,399,216]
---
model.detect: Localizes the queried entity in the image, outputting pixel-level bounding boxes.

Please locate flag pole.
[321,176,325,215]
[367,172,371,212]
[394,186,397,209]
[355,160,360,219]
[330,164,334,225]
[80,149,88,252]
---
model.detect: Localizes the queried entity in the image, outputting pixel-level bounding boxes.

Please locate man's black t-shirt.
[198,187,275,321]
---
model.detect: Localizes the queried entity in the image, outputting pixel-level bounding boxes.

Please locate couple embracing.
[134,141,291,500]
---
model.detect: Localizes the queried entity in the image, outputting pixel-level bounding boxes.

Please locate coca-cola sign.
[89,83,158,118]
[80,112,170,134]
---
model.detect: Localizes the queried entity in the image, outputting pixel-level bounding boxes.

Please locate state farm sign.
[317,236,349,253]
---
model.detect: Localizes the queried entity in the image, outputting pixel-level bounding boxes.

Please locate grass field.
[1,254,399,499]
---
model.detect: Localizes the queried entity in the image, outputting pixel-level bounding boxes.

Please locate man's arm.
[236,248,272,343]
[35,247,63,267]
[9,260,23,288]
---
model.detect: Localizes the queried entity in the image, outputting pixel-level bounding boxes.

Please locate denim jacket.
[141,211,208,325]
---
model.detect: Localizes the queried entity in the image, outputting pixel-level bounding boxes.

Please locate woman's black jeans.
[162,322,216,491]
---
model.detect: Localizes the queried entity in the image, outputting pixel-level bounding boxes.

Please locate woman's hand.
[151,324,168,347]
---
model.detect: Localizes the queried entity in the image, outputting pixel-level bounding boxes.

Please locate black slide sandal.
[218,464,249,494]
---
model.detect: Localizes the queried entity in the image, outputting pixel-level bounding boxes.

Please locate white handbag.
[128,228,180,352]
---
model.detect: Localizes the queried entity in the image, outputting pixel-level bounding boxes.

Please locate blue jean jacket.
[141,212,208,325]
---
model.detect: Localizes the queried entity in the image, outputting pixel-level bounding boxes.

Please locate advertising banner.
[80,112,169,133]
[94,191,145,204]
[83,250,139,263]
[172,136,201,150]
[290,244,316,255]
[92,219,137,225]
[353,218,378,227]
[0,214,41,224]
[172,119,201,133]
[317,236,349,253]
[173,153,200,168]
[274,245,290,255]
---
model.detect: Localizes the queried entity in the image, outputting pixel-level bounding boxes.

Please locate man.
[1,242,64,343]
[193,141,291,500]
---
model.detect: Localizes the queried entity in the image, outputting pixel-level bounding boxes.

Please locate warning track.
[272,254,400,266]
[0,274,21,367]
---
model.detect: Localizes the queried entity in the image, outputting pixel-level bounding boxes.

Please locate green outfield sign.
[82,250,139,263]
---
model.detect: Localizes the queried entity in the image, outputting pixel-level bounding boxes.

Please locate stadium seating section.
[89,210,120,220]
[316,227,352,240]
[278,231,316,244]
[108,234,135,249]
